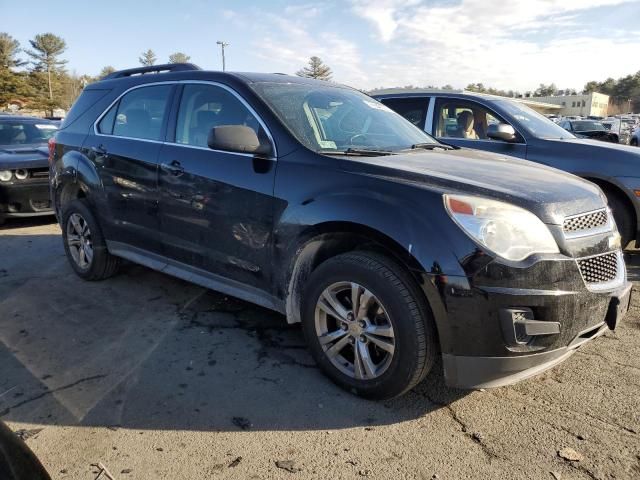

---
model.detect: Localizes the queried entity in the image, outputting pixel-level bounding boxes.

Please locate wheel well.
[284,222,428,325]
[57,182,86,211]
[584,177,636,225]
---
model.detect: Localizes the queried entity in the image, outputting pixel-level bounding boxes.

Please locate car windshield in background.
[496,100,575,140]
[0,120,58,146]
[573,121,607,132]
[251,82,439,153]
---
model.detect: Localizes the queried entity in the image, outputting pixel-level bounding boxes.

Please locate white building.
[529,92,609,117]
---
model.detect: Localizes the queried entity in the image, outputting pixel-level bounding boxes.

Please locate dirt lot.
[1,217,639,480]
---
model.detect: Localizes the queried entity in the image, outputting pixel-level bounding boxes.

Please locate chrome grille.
[563,209,608,234]
[577,252,619,284]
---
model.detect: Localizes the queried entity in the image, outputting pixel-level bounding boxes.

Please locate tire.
[61,199,120,280]
[604,190,634,249]
[301,251,437,400]
[631,138,638,147]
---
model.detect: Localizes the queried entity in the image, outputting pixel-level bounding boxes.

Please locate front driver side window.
[435,100,504,141]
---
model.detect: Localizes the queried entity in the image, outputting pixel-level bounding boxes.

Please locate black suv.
[50,64,631,399]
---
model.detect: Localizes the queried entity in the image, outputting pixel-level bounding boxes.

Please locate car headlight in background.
[444,194,559,261]
[0,170,12,182]
[14,169,28,180]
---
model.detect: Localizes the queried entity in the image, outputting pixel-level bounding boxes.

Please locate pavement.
[0,216,639,480]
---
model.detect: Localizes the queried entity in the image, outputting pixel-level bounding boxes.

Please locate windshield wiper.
[320,147,396,156]
[409,143,454,150]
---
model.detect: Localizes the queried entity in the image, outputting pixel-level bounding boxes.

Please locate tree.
[0,33,26,69]
[98,65,116,79]
[139,49,157,66]
[0,69,34,109]
[169,52,191,64]
[25,33,67,107]
[296,56,332,81]
[534,83,558,97]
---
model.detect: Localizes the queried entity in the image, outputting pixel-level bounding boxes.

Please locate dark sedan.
[0,115,58,225]
[559,119,619,143]
[372,90,640,247]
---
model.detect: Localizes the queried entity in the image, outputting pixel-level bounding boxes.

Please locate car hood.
[0,144,49,170]
[339,148,605,225]
[539,137,640,175]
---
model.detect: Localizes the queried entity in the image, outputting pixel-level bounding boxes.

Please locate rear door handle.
[160,160,185,176]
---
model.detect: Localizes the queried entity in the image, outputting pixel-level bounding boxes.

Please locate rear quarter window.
[60,88,111,129]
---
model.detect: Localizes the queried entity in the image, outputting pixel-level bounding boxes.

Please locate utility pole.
[216,41,229,71]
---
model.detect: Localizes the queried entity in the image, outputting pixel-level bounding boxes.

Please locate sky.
[2,0,639,92]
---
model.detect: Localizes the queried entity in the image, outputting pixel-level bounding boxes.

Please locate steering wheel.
[349,133,382,148]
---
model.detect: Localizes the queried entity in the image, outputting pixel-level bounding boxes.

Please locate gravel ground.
[1,217,639,480]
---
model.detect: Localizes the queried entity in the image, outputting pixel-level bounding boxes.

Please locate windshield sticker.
[363,100,392,111]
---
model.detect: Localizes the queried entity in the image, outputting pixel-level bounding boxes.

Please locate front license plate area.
[605,286,632,330]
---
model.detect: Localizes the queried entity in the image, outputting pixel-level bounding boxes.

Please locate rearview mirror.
[486,123,517,143]
[207,125,272,156]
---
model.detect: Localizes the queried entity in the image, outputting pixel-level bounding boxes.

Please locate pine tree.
[25,33,67,105]
[139,49,157,66]
[98,65,116,79]
[0,33,26,69]
[168,52,191,64]
[296,56,332,81]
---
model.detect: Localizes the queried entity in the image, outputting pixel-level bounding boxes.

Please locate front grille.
[563,209,609,234]
[577,252,619,284]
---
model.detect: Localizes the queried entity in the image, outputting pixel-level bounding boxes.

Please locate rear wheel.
[604,191,634,249]
[301,251,437,400]
[61,199,120,280]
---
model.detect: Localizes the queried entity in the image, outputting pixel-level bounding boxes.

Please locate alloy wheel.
[314,281,395,380]
[66,213,93,269]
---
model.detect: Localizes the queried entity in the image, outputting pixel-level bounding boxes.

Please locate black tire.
[631,138,638,147]
[301,251,437,400]
[61,199,120,280]
[604,190,634,249]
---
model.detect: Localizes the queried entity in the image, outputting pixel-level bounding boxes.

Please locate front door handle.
[160,160,185,176]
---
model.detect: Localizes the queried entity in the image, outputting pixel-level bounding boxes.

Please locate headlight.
[14,169,28,180]
[444,194,559,261]
[0,170,12,182]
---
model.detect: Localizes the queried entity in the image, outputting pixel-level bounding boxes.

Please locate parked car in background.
[559,119,619,143]
[50,64,630,398]
[373,90,640,248]
[0,115,58,225]
[631,127,639,147]
[603,117,632,145]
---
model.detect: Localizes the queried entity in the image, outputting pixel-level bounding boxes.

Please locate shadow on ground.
[0,232,467,434]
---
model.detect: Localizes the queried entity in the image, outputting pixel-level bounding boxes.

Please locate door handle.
[161,160,185,176]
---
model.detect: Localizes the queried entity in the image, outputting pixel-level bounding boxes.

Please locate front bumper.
[0,181,53,219]
[443,280,631,389]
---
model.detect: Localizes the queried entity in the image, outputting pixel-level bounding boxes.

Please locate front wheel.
[604,191,634,249]
[301,251,437,400]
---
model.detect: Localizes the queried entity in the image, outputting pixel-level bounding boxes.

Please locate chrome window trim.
[92,80,277,160]
[425,97,434,133]
[575,249,625,292]
[562,208,613,239]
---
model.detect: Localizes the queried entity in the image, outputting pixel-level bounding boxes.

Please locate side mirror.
[486,123,517,143]
[207,125,272,157]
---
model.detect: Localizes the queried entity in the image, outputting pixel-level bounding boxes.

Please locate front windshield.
[251,82,439,153]
[495,100,575,139]
[573,121,606,132]
[0,120,58,146]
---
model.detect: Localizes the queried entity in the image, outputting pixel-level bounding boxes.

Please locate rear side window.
[97,85,172,141]
[61,89,110,129]
[380,97,429,128]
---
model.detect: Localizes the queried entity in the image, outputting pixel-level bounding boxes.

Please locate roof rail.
[103,63,202,80]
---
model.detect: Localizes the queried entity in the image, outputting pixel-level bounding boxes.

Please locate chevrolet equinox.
[49,64,631,399]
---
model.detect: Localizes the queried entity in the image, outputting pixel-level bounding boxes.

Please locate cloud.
[223,0,640,92]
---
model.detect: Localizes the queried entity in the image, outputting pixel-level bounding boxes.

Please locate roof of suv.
[92,64,352,90]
